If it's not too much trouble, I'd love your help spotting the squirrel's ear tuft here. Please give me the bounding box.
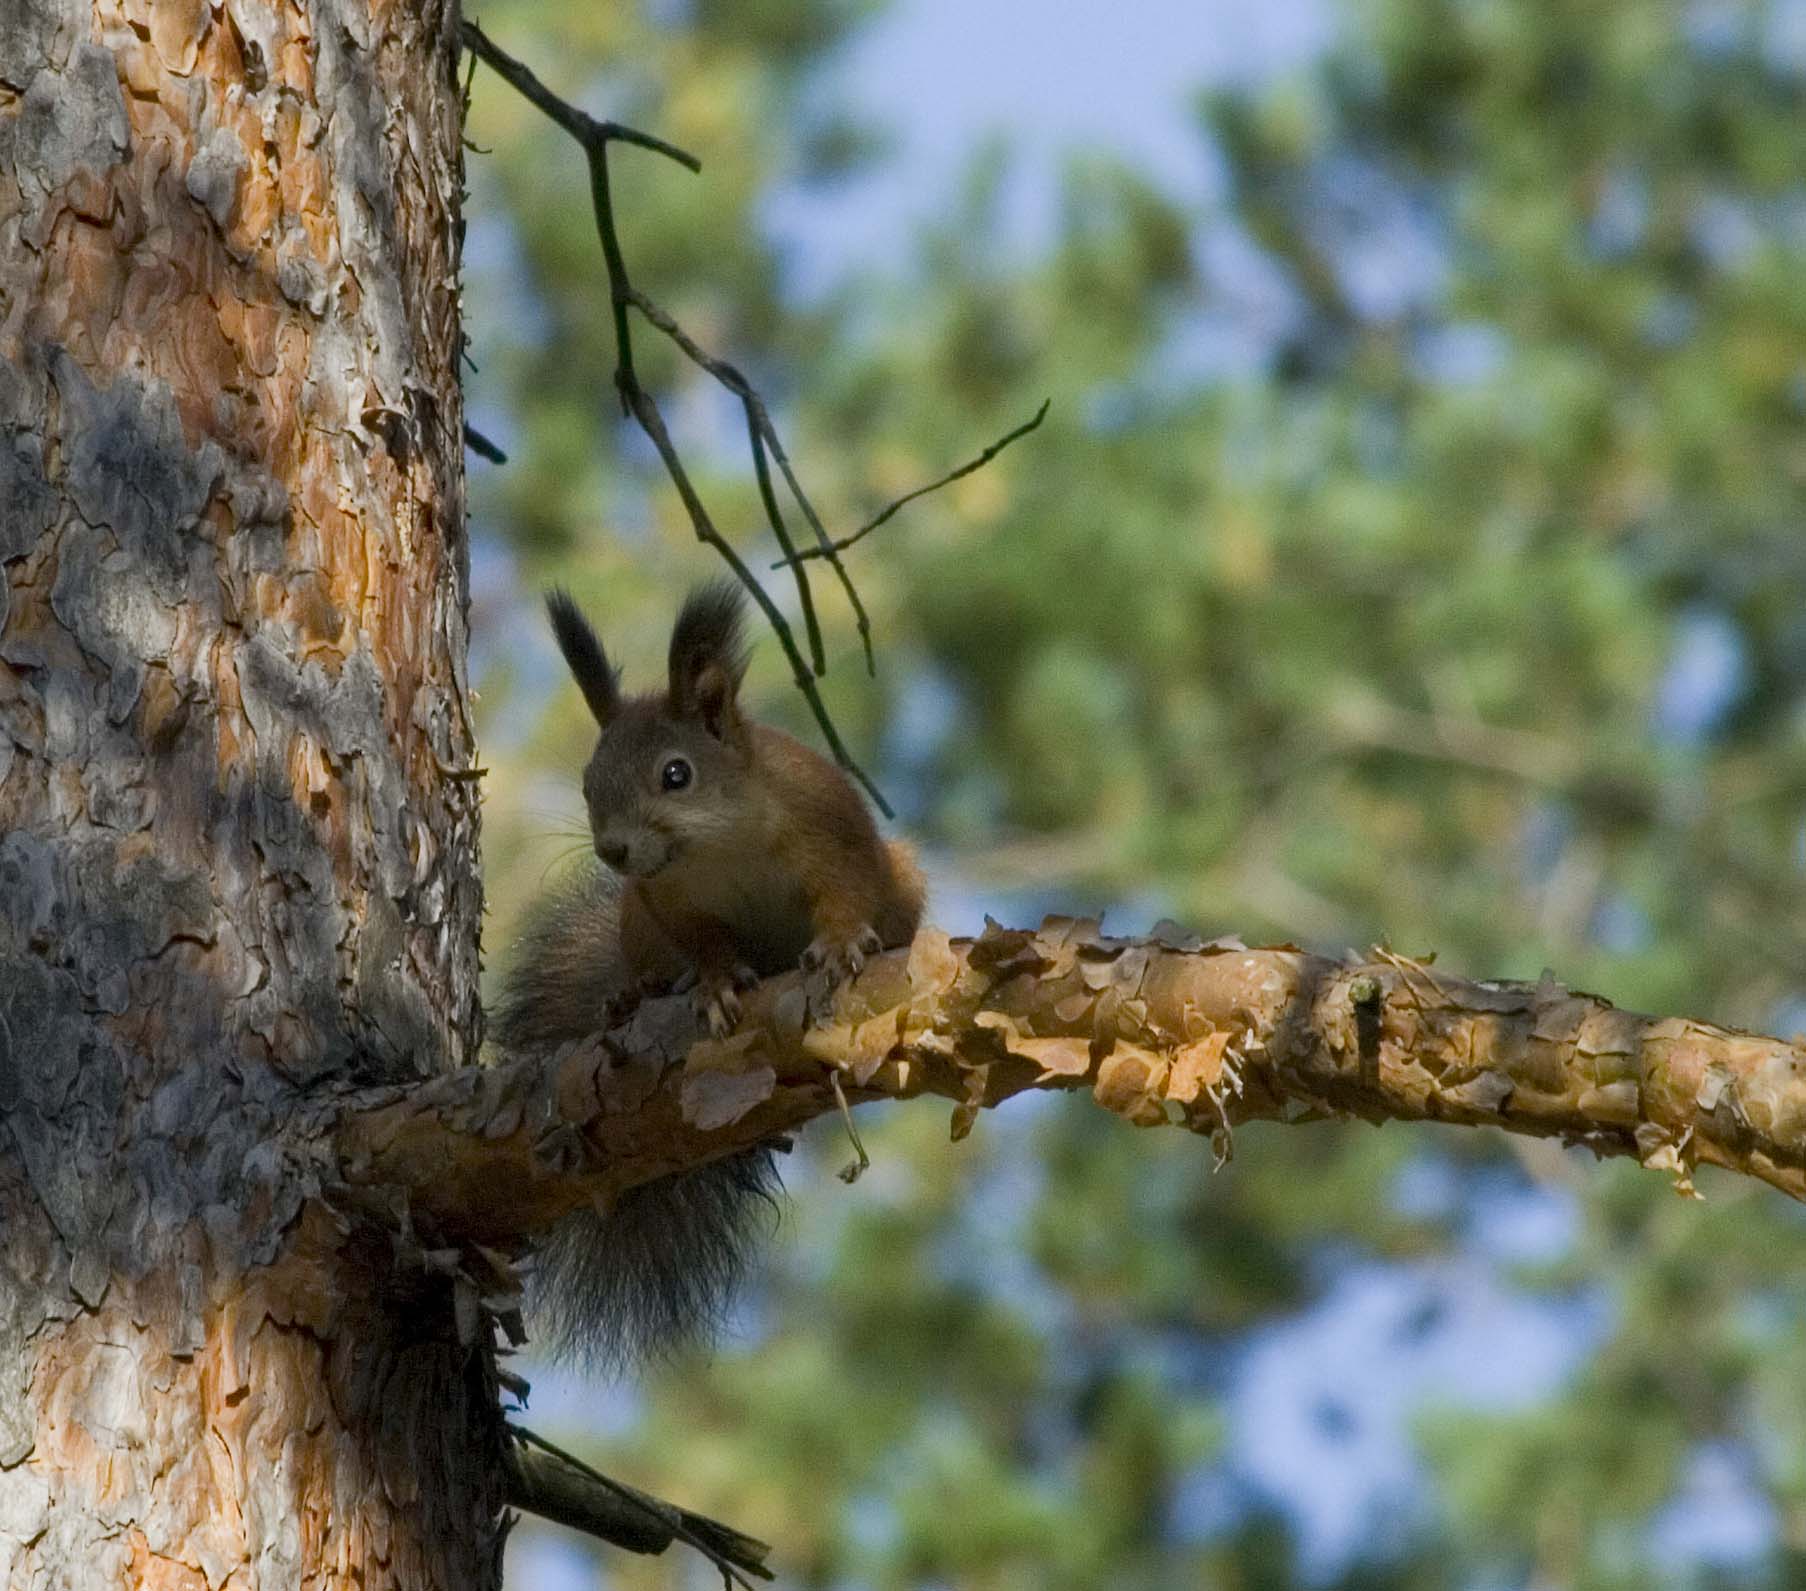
[668,579,750,740]
[546,588,621,727]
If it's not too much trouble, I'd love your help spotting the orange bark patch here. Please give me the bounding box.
[127,1532,209,1591]
[146,0,210,75]
[1167,1029,1230,1105]
[1094,1042,1170,1126]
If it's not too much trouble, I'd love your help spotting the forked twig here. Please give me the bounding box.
[462,18,894,811]
[620,284,869,673]
[461,22,701,173]
[777,398,1051,567]
[463,22,1047,811]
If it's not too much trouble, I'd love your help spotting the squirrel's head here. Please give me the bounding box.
[546,582,756,879]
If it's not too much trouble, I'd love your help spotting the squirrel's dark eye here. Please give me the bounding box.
[660,757,693,792]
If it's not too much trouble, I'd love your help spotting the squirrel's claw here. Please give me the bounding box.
[694,983,740,1038]
[800,925,884,1017]
[694,963,759,1038]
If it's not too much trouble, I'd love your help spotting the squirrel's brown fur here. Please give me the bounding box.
[492,583,924,1366]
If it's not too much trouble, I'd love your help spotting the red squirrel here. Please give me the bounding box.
[490,581,924,1364]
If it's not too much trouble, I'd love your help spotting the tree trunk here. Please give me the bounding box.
[0,0,498,1584]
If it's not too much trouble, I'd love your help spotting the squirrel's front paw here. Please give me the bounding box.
[800,925,884,1015]
[693,964,759,1038]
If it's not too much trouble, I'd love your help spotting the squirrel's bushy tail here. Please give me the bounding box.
[489,864,781,1368]
[530,1149,781,1370]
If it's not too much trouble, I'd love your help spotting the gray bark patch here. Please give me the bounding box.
[0,954,86,1115]
[185,125,246,232]
[0,435,54,563]
[0,0,81,91]
[4,1102,113,1277]
[49,524,184,726]
[0,356,55,601]
[354,893,440,1077]
[0,837,219,1015]
[233,631,448,1079]
[0,1468,50,1546]
[0,353,44,432]
[274,231,328,315]
[51,352,223,604]
[223,460,292,555]
[0,834,59,954]
[13,43,128,190]
[65,842,215,1014]
[311,3,418,394]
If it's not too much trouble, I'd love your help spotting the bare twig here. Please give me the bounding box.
[740,385,875,672]
[462,22,701,173]
[777,399,1052,567]
[616,286,874,672]
[829,1070,869,1184]
[461,18,895,810]
[506,1425,773,1585]
[614,358,895,812]
[746,403,823,674]
[463,424,507,464]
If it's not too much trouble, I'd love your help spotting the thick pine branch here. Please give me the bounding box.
[328,919,1806,1244]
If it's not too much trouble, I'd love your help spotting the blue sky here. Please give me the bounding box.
[765,0,1334,293]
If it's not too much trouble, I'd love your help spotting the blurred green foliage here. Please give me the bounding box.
[463,0,1806,1585]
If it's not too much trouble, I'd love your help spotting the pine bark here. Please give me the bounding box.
[0,0,498,1585]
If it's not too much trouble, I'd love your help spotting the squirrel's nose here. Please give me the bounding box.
[597,840,629,870]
